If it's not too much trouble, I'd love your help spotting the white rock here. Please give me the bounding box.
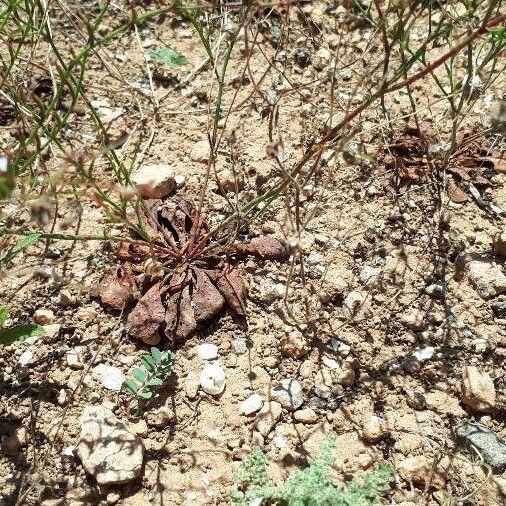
[66,350,83,369]
[359,266,381,287]
[255,401,282,435]
[313,47,331,70]
[271,379,304,410]
[322,355,340,369]
[62,445,76,456]
[240,394,264,415]
[197,343,219,360]
[258,282,285,304]
[232,338,248,355]
[412,346,435,362]
[190,139,211,163]
[19,350,33,366]
[468,259,506,299]
[200,363,226,395]
[273,435,287,448]
[92,364,125,391]
[76,405,144,484]
[131,164,175,199]
[342,291,370,318]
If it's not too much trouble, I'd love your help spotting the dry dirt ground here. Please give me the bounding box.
[1,1,506,505]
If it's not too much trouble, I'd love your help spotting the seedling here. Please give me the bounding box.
[123,346,175,400]
[0,306,45,345]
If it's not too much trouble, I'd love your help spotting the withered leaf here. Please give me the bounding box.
[233,236,289,260]
[125,281,166,345]
[207,266,247,316]
[165,283,197,342]
[447,178,469,204]
[192,268,225,322]
[91,265,136,311]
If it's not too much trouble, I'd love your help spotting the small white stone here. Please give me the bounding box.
[359,266,381,287]
[132,164,175,199]
[62,445,76,456]
[19,349,33,366]
[197,343,219,360]
[273,435,287,448]
[240,394,264,415]
[322,355,340,369]
[190,139,211,163]
[174,174,186,188]
[92,364,125,391]
[200,364,226,395]
[232,338,248,355]
[271,379,304,410]
[66,351,83,369]
[412,346,435,362]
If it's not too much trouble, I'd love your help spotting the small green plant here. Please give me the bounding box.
[123,347,175,400]
[0,232,40,271]
[230,437,393,506]
[0,306,45,345]
[149,47,187,68]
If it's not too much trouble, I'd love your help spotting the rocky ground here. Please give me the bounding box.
[1,1,506,505]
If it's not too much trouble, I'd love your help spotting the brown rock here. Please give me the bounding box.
[361,415,387,443]
[279,331,310,359]
[461,366,496,412]
[132,164,175,199]
[33,309,55,325]
[493,231,506,257]
[254,401,282,436]
[398,455,446,488]
[293,408,319,424]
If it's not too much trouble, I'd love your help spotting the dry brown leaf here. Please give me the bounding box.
[165,283,197,342]
[207,267,247,316]
[91,265,136,311]
[125,281,166,345]
[233,236,289,260]
[192,268,225,322]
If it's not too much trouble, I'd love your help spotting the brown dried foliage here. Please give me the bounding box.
[93,197,288,345]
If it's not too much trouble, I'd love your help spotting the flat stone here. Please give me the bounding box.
[76,406,144,485]
[293,408,318,424]
[398,455,446,488]
[197,343,219,360]
[240,394,264,416]
[271,379,304,410]
[461,365,496,412]
[254,401,282,436]
[468,259,506,299]
[455,421,506,471]
[190,139,211,163]
[132,164,175,199]
[92,364,125,391]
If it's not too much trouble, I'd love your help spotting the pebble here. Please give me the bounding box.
[33,308,54,325]
[313,47,331,70]
[461,365,496,412]
[240,394,264,415]
[128,419,148,437]
[293,47,311,67]
[76,405,144,484]
[337,368,356,386]
[200,363,226,395]
[321,355,340,369]
[18,349,34,366]
[66,350,84,369]
[57,290,74,306]
[258,282,285,304]
[397,455,445,488]
[34,264,53,279]
[467,259,506,299]
[492,299,506,318]
[412,346,435,362]
[359,266,381,287]
[254,401,282,436]
[190,139,211,163]
[197,343,219,360]
[455,421,506,471]
[401,309,425,331]
[361,415,387,443]
[145,406,174,429]
[293,408,318,424]
[271,379,304,410]
[425,282,445,299]
[232,338,248,355]
[279,332,309,359]
[132,164,176,199]
[342,291,369,318]
[92,364,125,391]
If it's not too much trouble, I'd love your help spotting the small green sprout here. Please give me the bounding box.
[123,347,175,401]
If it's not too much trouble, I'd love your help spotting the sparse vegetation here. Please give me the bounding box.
[230,438,393,506]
